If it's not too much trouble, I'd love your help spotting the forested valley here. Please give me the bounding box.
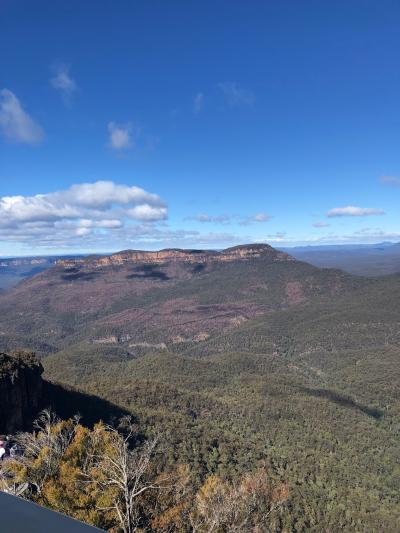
[0,245,399,531]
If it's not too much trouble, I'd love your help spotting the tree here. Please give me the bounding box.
[11,409,80,497]
[0,411,170,532]
[190,469,289,532]
[85,418,167,533]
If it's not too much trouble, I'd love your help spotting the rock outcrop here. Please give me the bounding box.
[0,351,43,434]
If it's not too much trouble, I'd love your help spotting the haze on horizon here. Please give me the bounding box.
[1,1,400,256]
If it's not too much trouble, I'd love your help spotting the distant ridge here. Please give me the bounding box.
[57,243,294,268]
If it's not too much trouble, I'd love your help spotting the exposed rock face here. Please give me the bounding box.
[0,352,43,434]
[220,244,293,262]
[57,244,294,269]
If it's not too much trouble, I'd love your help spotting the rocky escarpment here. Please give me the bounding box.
[57,243,294,269]
[0,352,43,434]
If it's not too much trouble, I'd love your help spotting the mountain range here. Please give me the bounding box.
[2,241,400,291]
[0,243,399,531]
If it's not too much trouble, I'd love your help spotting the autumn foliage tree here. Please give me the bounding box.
[0,411,289,532]
[189,470,289,532]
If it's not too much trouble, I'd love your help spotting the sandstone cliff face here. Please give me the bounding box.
[57,244,294,269]
[0,352,43,434]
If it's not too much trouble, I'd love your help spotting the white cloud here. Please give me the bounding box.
[217,82,255,106]
[313,221,330,228]
[126,205,167,221]
[380,175,400,187]
[0,218,247,253]
[50,65,77,103]
[0,89,44,144]
[75,226,91,237]
[327,206,385,217]
[0,181,168,248]
[193,92,204,114]
[75,218,123,237]
[108,122,132,150]
[77,218,123,229]
[60,181,163,210]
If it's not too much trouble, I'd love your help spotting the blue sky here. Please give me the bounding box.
[1,0,400,255]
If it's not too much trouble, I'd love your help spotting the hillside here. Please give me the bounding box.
[0,244,357,356]
[1,244,399,530]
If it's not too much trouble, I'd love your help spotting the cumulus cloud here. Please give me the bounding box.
[50,65,77,103]
[0,181,168,248]
[126,205,168,221]
[380,175,400,187]
[217,82,255,106]
[108,122,133,150]
[193,92,204,114]
[327,206,385,217]
[0,89,44,144]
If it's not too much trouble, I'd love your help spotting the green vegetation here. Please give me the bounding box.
[1,247,400,531]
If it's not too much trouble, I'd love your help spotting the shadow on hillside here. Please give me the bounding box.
[61,271,99,281]
[299,387,383,420]
[43,380,132,427]
[127,264,170,281]
[127,271,169,281]
[192,264,206,274]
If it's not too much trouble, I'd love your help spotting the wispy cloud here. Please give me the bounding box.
[50,64,78,104]
[108,122,133,150]
[253,213,271,222]
[0,89,44,145]
[186,214,231,224]
[307,228,400,245]
[185,212,272,225]
[264,231,287,241]
[239,213,273,225]
[313,221,330,228]
[380,175,400,187]
[327,206,385,217]
[217,82,255,106]
[193,92,204,114]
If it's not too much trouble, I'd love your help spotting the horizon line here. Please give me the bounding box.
[1,239,399,259]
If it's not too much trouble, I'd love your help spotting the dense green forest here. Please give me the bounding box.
[0,246,399,531]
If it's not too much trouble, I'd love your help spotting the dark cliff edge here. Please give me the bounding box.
[0,351,43,434]
[0,352,129,434]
